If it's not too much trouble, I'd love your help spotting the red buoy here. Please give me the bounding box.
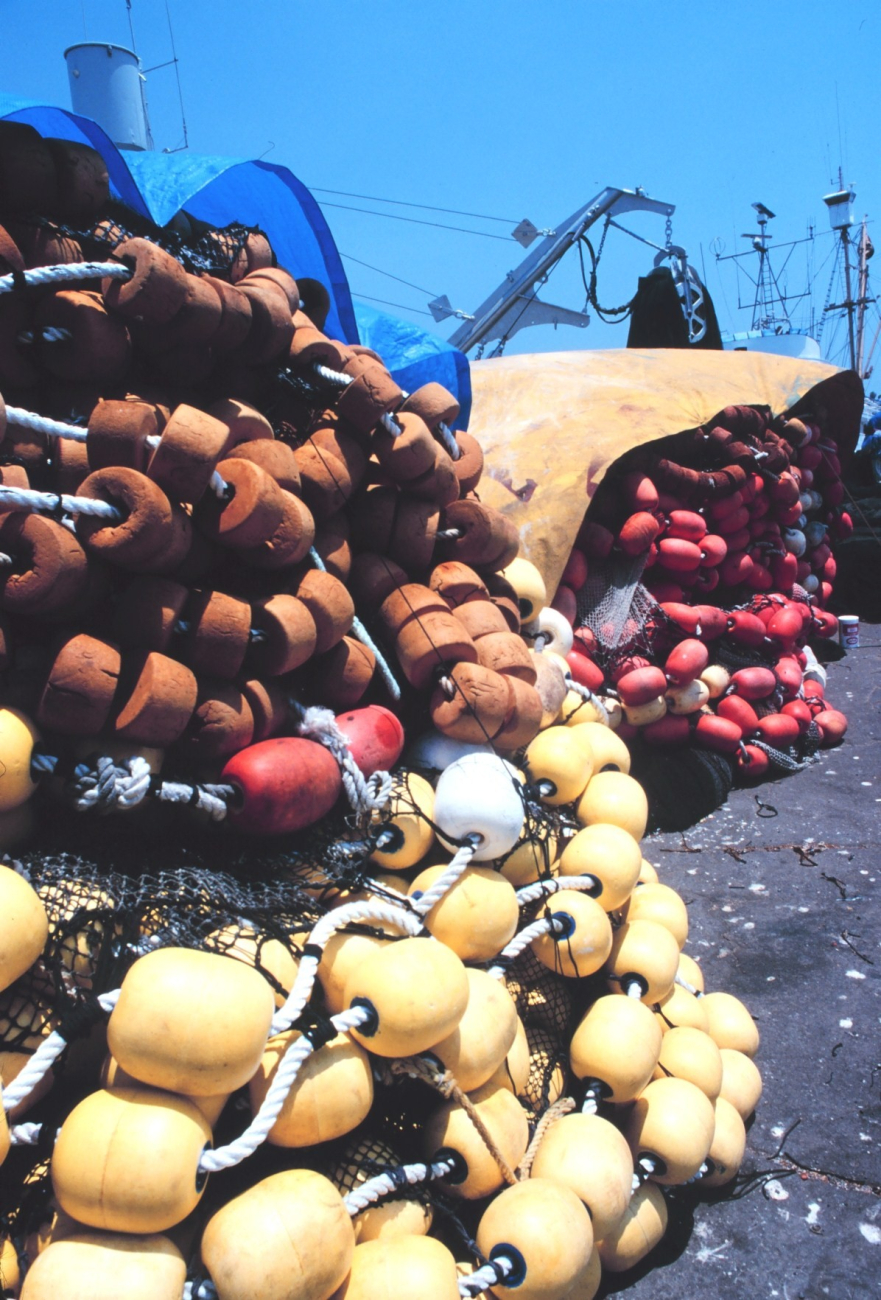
[731,667,777,700]
[336,704,405,776]
[694,714,742,754]
[222,737,342,835]
[665,639,709,686]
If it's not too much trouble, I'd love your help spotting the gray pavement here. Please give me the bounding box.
[607,629,881,1299]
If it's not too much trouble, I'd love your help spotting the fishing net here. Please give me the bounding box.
[575,552,665,666]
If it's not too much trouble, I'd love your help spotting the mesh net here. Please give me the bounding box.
[576,553,667,666]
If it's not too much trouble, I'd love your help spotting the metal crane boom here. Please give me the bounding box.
[448,186,675,354]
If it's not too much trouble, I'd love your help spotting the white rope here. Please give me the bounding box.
[312,361,352,388]
[9,1121,43,1145]
[486,914,564,979]
[343,1156,456,1216]
[199,1003,372,1172]
[459,1256,514,1297]
[71,755,153,812]
[183,1283,217,1300]
[435,419,462,460]
[379,411,401,437]
[4,405,89,442]
[0,261,130,296]
[293,703,393,816]
[270,897,421,1035]
[0,482,121,520]
[2,989,119,1113]
[567,681,611,725]
[17,325,73,345]
[674,971,702,997]
[154,780,233,821]
[409,838,478,917]
[308,547,401,699]
[514,874,600,907]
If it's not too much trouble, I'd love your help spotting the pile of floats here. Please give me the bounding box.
[0,119,847,1300]
[543,402,850,781]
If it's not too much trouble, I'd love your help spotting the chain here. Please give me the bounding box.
[665,213,674,252]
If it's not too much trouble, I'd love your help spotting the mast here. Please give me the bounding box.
[856,218,870,377]
[841,222,856,371]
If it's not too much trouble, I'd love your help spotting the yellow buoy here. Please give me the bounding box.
[499,828,560,887]
[718,1048,763,1119]
[423,1082,528,1200]
[623,1077,716,1185]
[100,1055,228,1127]
[701,991,760,1057]
[569,995,662,1103]
[624,695,667,726]
[596,1182,667,1273]
[531,890,613,979]
[558,823,641,911]
[576,771,647,840]
[249,1030,373,1147]
[475,1178,594,1300]
[530,1112,634,1240]
[345,937,469,1058]
[568,722,631,773]
[485,1015,530,1096]
[408,865,519,961]
[605,919,679,1004]
[0,708,40,812]
[703,1096,747,1187]
[499,558,547,623]
[700,663,731,699]
[0,864,49,993]
[638,857,659,884]
[652,1025,723,1099]
[18,1231,186,1300]
[331,1235,459,1300]
[369,771,435,870]
[654,984,709,1035]
[51,1088,212,1233]
[107,947,274,1095]
[624,883,689,949]
[677,951,704,992]
[0,1233,19,1295]
[204,925,299,1008]
[429,969,519,1092]
[524,728,593,805]
[201,1170,355,1300]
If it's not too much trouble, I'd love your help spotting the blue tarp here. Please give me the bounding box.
[0,94,470,416]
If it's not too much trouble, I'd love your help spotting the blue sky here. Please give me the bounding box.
[3,1,879,363]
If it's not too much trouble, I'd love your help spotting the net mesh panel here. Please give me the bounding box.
[575,553,664,666]
[21,206,260,279]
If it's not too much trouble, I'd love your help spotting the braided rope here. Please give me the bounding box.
[435,419,462,460]
[199,1003,372,1172]
[410,839,478,917]
[4,406,86,441]
[308,548,400,699]
[2,990,119,1112]
[517,1095,576,1178]
[567,681,611,725]
[0,481,121,520]
[750,739,816,773]
[0,262,129,296]
[343,1156,456,1216]
[71,755,153,812]
[9,1122,43,1145]
[270,897,422,1035]
[514,874,600,908]
[459,1256,514,1297]
[292,703,393,815]
[154,781,233,821]
[486,915,563,979]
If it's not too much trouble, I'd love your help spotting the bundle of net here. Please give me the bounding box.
[0,631,763,1299]
[0,122,764,1299]
[537,402,851,817]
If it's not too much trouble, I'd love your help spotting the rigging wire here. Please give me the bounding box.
[164,0,189,152]
[353,293,433,317]
[315,201,512,242]
[309,187,519,225]
[339,252,438,299]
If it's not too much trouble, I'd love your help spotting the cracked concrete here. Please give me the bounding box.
[603,629,881,1299]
